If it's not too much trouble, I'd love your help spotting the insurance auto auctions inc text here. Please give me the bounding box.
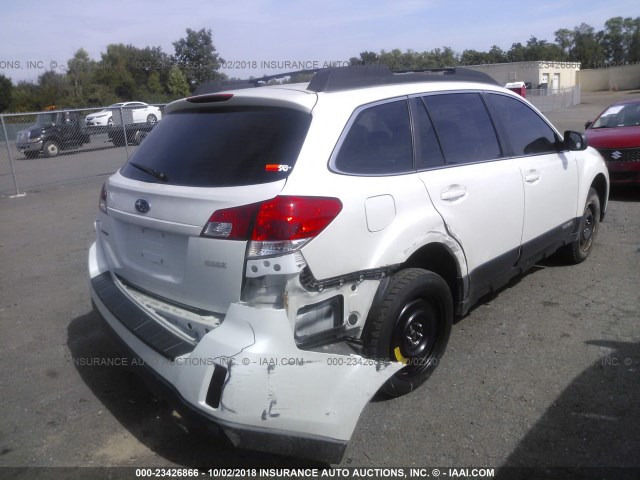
[194,467,496,479]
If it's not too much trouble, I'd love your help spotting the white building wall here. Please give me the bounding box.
[465,61,580,89]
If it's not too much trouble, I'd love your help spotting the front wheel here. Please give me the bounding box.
[561,187,601,264]
[146,114,157,125]
[363,268,453,397]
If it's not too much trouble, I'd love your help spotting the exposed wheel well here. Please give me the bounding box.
[44,137,61,145]
[404,243,462,309]
[591,174,608,221]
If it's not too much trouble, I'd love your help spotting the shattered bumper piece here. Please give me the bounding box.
[89,251,401,462]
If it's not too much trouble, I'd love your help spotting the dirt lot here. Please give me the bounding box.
[0,91,638,478]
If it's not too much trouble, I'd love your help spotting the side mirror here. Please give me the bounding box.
[563,130,588,151]
[584,120,592,129]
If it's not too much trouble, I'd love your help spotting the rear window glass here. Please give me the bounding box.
[333,99,413,175]
[120,107,311,187]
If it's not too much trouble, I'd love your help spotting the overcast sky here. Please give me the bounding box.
[0,0,637,83]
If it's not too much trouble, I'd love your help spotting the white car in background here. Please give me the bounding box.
[85,102,162,127]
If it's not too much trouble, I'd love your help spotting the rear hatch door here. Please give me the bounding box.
[101,102,312,313]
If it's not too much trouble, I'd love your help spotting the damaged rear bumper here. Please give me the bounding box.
[88,243,400,463]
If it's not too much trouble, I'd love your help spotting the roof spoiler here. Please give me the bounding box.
[193,69,322,95]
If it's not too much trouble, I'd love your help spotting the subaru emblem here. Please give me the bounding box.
[135,199,150,214]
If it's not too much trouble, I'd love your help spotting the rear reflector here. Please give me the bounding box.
[205,364,228,409]
[99,183,107,214]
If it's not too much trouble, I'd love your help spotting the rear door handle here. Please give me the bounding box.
[440,185,467,201]
[525,170,541,183]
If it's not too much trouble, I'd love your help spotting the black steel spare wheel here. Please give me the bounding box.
[363,268,453,397]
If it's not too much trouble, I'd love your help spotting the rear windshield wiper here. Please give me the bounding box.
[128,162,169,182]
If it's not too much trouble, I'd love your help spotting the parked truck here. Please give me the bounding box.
[16,110,90,158]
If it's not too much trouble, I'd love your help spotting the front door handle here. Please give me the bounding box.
[525,170,541,183]
[440,185,467,201]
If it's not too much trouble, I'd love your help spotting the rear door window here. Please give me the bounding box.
[422,93,502,165]
[410,97,445,170]
[120,107,311,187]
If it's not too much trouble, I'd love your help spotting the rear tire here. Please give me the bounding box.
[147,114,157,125]
[132,130,148,145]
[561,187,600,264]
[363,268,453,397]
[43,140,60,158]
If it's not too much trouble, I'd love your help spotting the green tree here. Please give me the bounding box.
[66,48,97,105]
[571,23,605,67]
[351,47,458,70]
[131,46,172,98]
[9,81,40,112]
[93,44,139,101]
[173,28,225,91]
[147,71,166,102]
[523,36,564,61]
[167,65,190,98]
[0,74,12,112]
[487,45,507,64]
[460,49,487,65]
[37,70,72,108]
[432,47,459,67]
[628,18,640,62]
[554,28,574,57]
[603,17,627,63]
[461,49,491,65]
[507,42,527,62]
[350,51,380,66]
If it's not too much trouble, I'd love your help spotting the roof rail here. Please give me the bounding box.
[193,66,499,96]
[193,69,322,95]
[307,66,499,92]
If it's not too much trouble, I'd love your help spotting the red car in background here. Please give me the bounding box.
[585,98,640,184]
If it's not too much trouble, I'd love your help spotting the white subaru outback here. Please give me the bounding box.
[89,67,609,462]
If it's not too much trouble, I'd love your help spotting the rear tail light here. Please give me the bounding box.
[99,184,107,214]
[202,196,342,257]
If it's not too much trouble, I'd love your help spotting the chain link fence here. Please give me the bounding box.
[0,104,165,196]
[527,85,581,113]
